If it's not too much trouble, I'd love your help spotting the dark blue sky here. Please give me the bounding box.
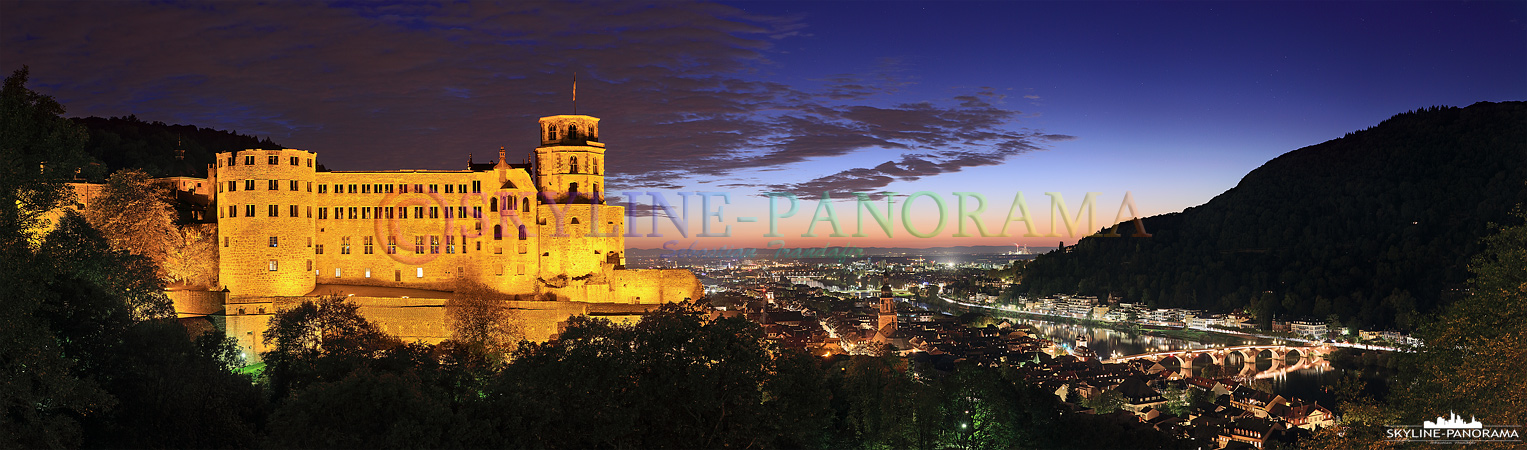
[3,0,1523,247]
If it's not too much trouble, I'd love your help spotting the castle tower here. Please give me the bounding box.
[878,284,897,333]
[535,115,605,205]
[533,115,625,301]
[215,149,318,297]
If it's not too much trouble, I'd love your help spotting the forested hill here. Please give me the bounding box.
[1019,101,1527,331]
[71,115,281,179]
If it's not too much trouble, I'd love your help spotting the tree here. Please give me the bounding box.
[0,65,93,251]
[83,169,178,279]
[164,222,219,287]
[0,67,103,447]
[261,295,401,399]
[446,279,523,360]
[1386,207,1527,449]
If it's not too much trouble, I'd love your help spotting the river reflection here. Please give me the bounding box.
[995,314,1390,410]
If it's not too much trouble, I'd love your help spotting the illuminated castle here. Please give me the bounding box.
[199,114,701,356]
[210,113,696,303]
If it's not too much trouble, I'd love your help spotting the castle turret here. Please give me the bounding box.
[215,149,318,297]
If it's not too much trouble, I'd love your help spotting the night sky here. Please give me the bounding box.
[4,1,1524,248]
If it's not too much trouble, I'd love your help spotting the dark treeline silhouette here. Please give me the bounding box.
[70,115,281,180]
[1017,101,1527,331]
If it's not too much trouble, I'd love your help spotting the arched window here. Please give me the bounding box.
[569,182,579,202]
[593,183,600,203]
[494,224,502,240]
[518,225,528,240]
[570,156,579,174]
[522,199,529,212]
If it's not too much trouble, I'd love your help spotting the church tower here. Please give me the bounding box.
[877,284,897,334]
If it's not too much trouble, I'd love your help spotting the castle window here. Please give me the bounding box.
[472,206,481,219]
[414,184,423,193]
[384,184,393,193]
[445,184,453,194]
[472,180,480,193]
[361,208,369,220]
[363,236,374,254]
[307,158,313,167]
[548,127,558,140]
[387,237,396,254]
[268,180,278,190]
[458,206,466,219]
[336,268,342,278]
[317,244,324,255]
[318,208,327,220]
[268,205,278,217]
[414,206,424,219]
[476,241,481,251]
[228,180,236,192]
[306,260,311,271]
[397,184,406,193]
[571,156,579,174]
[224,237,230,247]
[333,184,341,193]
[430,235,440,254]
[218,160,223,168]
[348,207,357,220]
[395,270,401,281]
[445,235,454,254]
[523,199,529,212]
[362,184,371,194]
[365,269,371,278]
[398,207,408,219]
[307,182,312,192]
[238,307,245,315]
[444,207,452,219]
[318,184,327,194]
[385,207,393,219]
[414,236,424,254]
[341,236,351,254]
[458,184,466,194]
[489,197,497,212]
[268,260,278,271]
[245,180,255,190]
[306,206,312,218]
[416,268,424,278]
[290,205,298,217]
[494,225,502,240]
[246,155,255,165]
[518,225,527,240]
[348,184,357,194]
[228,205,237,217]
[429,184,438,193]
[429,207,438,219]
[246,205,255,217]
[571,217,580,225]
[268,156,278,165]
[290,156,299,166]
[291,180,299,191]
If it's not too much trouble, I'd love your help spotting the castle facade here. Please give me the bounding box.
[209,114,698,305]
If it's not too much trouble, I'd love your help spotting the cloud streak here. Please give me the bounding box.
[1,0,1067,194]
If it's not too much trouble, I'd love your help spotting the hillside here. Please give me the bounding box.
[1018,101,1527,331]
[70,115,280,180]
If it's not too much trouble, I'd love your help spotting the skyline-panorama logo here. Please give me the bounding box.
[1386,412,1522,444]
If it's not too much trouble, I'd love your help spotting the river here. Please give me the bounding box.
[923,301,1393,411]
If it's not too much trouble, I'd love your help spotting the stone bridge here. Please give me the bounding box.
[1104,344,1333,376]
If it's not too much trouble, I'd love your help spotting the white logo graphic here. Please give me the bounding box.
[1425,412,1483,429]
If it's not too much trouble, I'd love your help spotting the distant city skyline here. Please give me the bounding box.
[3,0,1523,248]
